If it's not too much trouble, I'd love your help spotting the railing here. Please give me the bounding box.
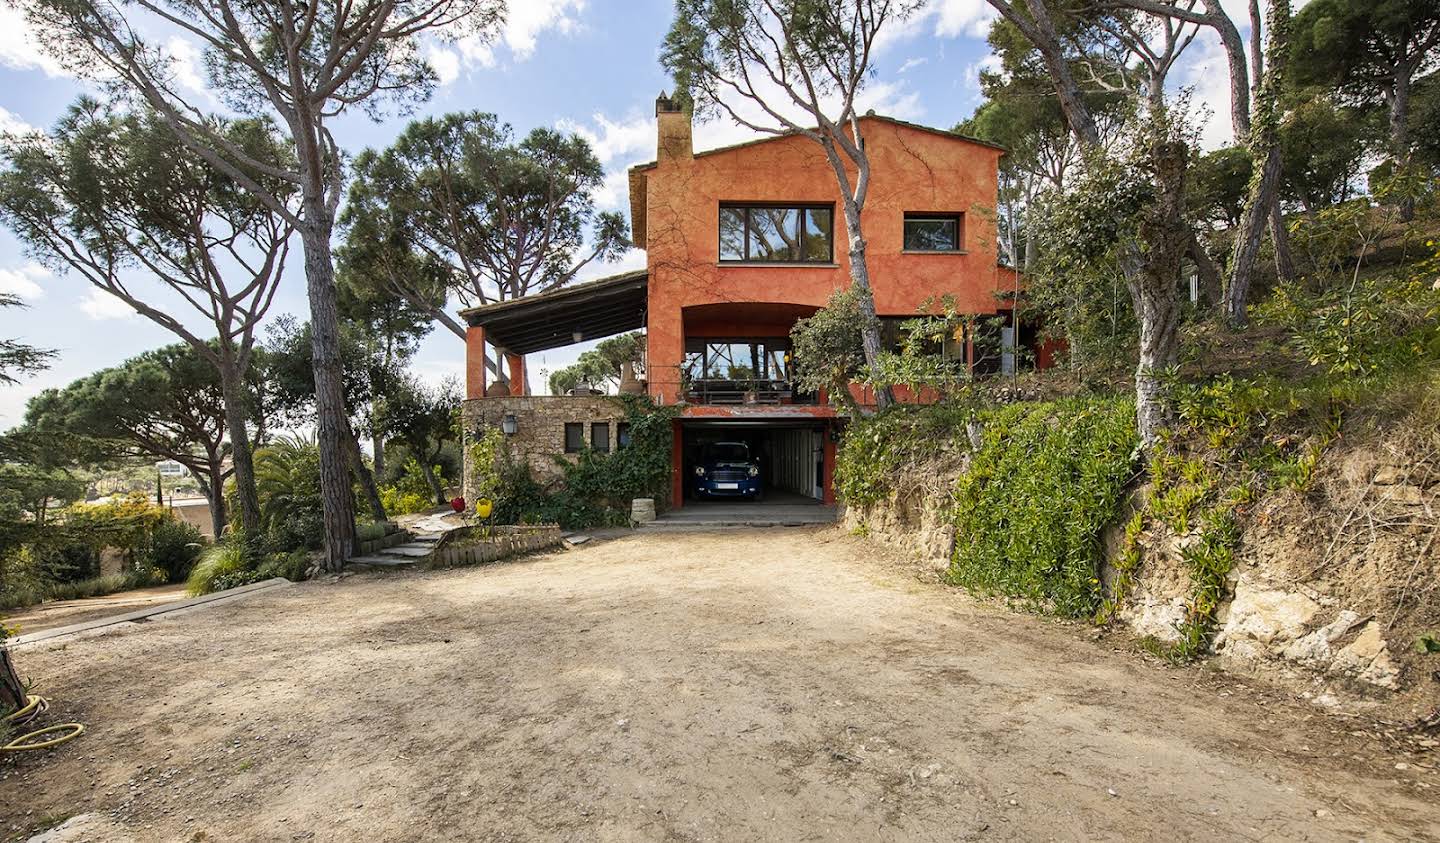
[684,378,818,405]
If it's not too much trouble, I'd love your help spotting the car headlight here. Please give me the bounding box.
[748,466,759,477]
[694,465,706,476]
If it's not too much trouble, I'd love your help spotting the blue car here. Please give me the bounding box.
[692,441,763,500]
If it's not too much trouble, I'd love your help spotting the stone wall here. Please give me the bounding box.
[461,396,630,502]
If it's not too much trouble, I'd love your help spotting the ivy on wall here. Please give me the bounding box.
[947,398,1139,618]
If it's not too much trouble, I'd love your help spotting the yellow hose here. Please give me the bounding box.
[2,695,86,753]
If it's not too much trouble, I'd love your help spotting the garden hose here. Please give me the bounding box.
[2,695,86,752]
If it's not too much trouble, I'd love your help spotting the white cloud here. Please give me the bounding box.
[0,262,50,300]
[165,36,212,101]
[557,111,656,210]
[502,0,585,60]
[427,46,462,85]
[430,0,586,83]
[0,106,36,137]
[78,288,138,321]
[930,0,998,38]
[0,5,70,78]
[897,56,929,74]
[559,112,655,165]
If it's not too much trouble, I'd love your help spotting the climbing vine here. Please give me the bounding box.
[946,397,1139,618]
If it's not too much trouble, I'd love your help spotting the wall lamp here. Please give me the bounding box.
[501,413,518,435]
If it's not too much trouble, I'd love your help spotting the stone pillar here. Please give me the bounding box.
[465,325,487,400]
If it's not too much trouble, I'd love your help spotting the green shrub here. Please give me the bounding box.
[379,486,431,516]
[146,518,205,583]
[947,397,1139,618]
[186,539,253,596]
[187,537,312,596]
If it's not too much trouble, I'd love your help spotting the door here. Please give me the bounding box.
[811,430,824,500]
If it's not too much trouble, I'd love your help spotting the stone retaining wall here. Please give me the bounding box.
[424,524,565,569]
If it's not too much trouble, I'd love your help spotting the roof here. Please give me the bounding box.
[627,114,1007,247]
[458,269,648,355]
[628,114,1007,174]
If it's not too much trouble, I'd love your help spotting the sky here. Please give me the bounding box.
[0,0,1255,431]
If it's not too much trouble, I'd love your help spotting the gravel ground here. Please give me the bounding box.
[2,528,1437,841]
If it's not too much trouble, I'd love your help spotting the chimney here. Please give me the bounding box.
[655,91,692,162]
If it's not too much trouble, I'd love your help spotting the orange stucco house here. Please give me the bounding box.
[461,96,1037,509]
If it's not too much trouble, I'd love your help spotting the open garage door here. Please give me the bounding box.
[680,420,830,505]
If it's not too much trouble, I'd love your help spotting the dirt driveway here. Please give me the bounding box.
[2,529,1437,841]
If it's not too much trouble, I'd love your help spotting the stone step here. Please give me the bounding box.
[409,534,442,543]
[347,555,420,567]
[386,545,436,557]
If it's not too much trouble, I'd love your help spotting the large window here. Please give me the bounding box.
[903,212,963,252]
[719,204,833,263]
[683,339,791,382]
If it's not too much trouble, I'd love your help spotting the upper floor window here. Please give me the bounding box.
[720,204,833,263]
[903,212,963,252]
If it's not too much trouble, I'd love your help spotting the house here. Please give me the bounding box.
[460,96,1046,509]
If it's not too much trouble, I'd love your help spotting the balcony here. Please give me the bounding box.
[684,378,818,405]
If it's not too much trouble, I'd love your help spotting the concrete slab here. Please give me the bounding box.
[385,545,436,557]
[649,503,838,527]
[9,578,291,647]
[347,555,420,567]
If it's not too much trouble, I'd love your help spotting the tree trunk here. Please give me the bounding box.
[1133,140,1190,447]
[0,649,26,713]
[1188,228,1224,307]
[1391,65,1415,222]
[298,197,356,570]
[371,428,386,482]
[418,457,447,507]
[204,456,228,538]
[1269,196,1296,282]
[1224,0,1290,326]
[217,356,261,536]
[344,417,387,523]
[837,197,894,409]
[1225,145,1283,326]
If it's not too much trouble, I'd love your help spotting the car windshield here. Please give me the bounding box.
[707,443,750,462]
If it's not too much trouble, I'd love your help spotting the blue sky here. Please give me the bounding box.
[0,0,1246,431]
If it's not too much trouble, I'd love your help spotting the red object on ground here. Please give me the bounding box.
[450,496,466,513]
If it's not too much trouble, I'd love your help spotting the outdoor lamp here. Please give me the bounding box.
[501,413,518,435]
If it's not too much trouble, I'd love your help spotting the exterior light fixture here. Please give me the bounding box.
[501,413,518,435]
[572,331,583,343]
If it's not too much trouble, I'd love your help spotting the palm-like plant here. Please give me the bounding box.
[252,434,323,537]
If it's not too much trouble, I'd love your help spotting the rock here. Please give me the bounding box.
[1334,623,1402,689]
[1216,581,1321,648]
[1372,467,1403,485]
[1282,610,1366,665]
[1386,485,1426,506]
[27,815,137,843]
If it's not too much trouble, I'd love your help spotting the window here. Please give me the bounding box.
[684,338,792,381]
[719,204,833,263]
[564,422,584,453]
[617,422,631,449]
[591,422,610,453]
[903,213,962,252]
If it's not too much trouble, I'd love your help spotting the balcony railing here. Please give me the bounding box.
[684,378,817,405]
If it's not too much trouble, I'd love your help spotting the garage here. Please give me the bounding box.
[676,416,836,510]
